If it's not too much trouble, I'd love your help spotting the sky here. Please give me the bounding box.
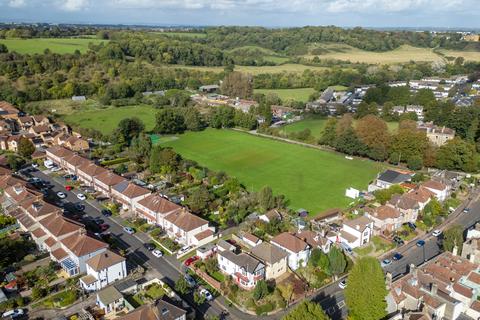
[0,0,479,28]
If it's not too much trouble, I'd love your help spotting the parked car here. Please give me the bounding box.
[184,274,196,288]
[123,227,135,234]
[144,242,155,251]
[2,309,24,318]
[31,163,39,168]
[65,185,73,191]
[51,166,61,172]
[463,208,471,213]
[76,193,86,201]
[432,230,442,237]
[381,259,392,267]
[200,288,213,301]
[184,256,199,267]
[152,249,163,258]
[392,253,403,261]
[178,245,192,255]
[406,222,417,230]
[93,217,104,225]
[101,209,112,217]
[74,203,85,211]
[56,192,66,199]
[63,174,73,180]
[416,240,426,247]
[338,280,347,289]
[44,160,54,168]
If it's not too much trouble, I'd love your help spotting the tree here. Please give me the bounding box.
[253,280,269,300]
[129,133,152,164]
[390,123,428,164]
[436,138,477,172]
[345,257,387,320]
[221,72,253,99]
[282,301,329,320]
[154,109,186,134]
[116,117,145,145]
[186,185,212,213]
[258,186,275,211]
[17,137,35,158]
[319,118,337,146]
[277,283,294,307]
[174,278,190,295]
[194,291,206,305]
[355,115,390,160]
[183,108,203,131]
[356,102,378,119]
[327,246,346,277]
[6,155,24,171]
[149,146,180,174]
[443,225,464,254]
[335,127,368,156]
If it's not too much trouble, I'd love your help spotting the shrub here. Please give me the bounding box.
[23,254,36,262]
[101,157,129,166]
[255,302,275,315]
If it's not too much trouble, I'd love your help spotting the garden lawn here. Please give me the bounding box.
[0,38,107,54]
[254,88,316,102]
[63,105,158,134]
[162,129,382,214]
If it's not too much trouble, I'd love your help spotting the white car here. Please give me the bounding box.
[76,193,86,201]
[50,166,61,172]
[31,163,39,168]
[123,227,135,234]
[178,245,192,255]
[43,160,54,168]
[432,230,442,237]
[56,192,67,199]
[152,249,163,258]
[338,280,347,289]
[2,309,24,318]
[200,288,213,301]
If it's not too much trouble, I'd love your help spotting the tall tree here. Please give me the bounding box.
[436,138,477,172]
[355,115,390,160]
[129,133,152,164]
[390,122,428,164]
[345,257,387,320]
[282,301,329,320]
[319,118,337,146]
[17,137,35,158]
[116,117,145,145]
[443,225,464,254]
[221,72,253,99]
[258,186,275,211]
[149,146,180,174]
[327,246,346,277]
[155,109,186,134]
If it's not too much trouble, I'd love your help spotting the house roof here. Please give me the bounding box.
[44,237,57,248]
[80,274,97,286]
[389,193,419,210]
[46,146,74,159]
[217,239,235,251]
[219,250,264,273]
[378,170,412,184]
[453,283,473,298]
[406,187,434,204]
[251,242,288,265]
[86,249,125,272]
[113,181,150,199]
[61,232,108,257]
[39,214,83,237]
[373,205,401,220]
[343,216,373,232]
[95,171,126,187]
[118,305,157,320]
[64,154,89,167]
[78,162,107,177]
[22,200,60,218]
[313,208,342,221]
[154,298,187,320]
[294,230,328,248]
[243,232,261,244]
[31,228,46,238]
[137,194,181,214]
[271,232,309,253]
[164,210,208,232]
[51,247,68,261]
[31,125,50,134]
[194,229,214,241]
[97,286,123,305]
[422,180,447,191]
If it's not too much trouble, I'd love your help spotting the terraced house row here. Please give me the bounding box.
[0,169,127,293]
[45,146,215,248]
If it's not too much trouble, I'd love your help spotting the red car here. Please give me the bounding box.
[65,185,73,191]
[184,256,199,267]
[99,223,110,232]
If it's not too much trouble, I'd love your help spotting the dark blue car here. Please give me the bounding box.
[392,253,403,261]
[416,240,426,247]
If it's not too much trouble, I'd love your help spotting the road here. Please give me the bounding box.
[383,195,480,278]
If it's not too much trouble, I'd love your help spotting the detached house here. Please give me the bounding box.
[118,298,187,320]
[111,181,150,212]
[80,249,127,292]
[369,169,412,192]
[217,250,265,290]
[365,205,403,234]
[271,232,311,270]
[329,216,373,249]
[251,242,288,280]
[422,180,450,202]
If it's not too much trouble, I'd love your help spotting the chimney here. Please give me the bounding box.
[452,245,458,256]
[430,282,438,295]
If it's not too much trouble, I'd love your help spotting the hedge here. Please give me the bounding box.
[101,158,129,166]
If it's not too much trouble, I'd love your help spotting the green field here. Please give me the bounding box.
[281,118,399,139]
[161,129,382,214]
[254,88,316,102]
[63,105,157,134]
[0,38,107,54]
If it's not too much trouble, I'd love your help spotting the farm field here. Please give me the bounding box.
[0,38,107,54]
[281,117,399,139]
[161,129,382,214]
[63,105,157,134]
[254,88,316,102]
[304,44,480,64]
[166,63,330,74]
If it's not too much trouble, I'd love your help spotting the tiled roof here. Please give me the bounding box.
[78,162,107,177]
[22,200,60,218]
[343,215,373,231]
[271,232,309,253]
[194,229,214,241]
[251,242,288,264]
[373,205,401,220]
[164,210,208,232]
[453,283,473,298]
[61,233,108,257]
[64,154,89,167]
[407,187,434,204]
[243,232,261,244]
[39,214,83,237]
[422,180,447,191]
[31,228,46,238]
[113,181,150,199]
[51,247,68,261]
[80,274,97,286]
[86,249,125,271]
[137,194,181,214]
[44,237,57,248]
[467,272,480,285]
[46,146,74,158]
[94,171,126,187]
[219,250,264,273]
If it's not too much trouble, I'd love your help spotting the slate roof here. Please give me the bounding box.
[378,170,412,184]
[218,250,264,273]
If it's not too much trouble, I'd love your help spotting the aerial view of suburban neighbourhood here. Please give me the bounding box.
[0,1,480,320]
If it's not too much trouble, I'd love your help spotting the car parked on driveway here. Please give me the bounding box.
[381,259,392,267]
[184,274,196,288]
[338,279,347,289]
[101,209,112,217]
[65,185,73,191]
[184,256,199,267]
[144,242,155,251]
[2,309,24,318]
[200,288,213,301]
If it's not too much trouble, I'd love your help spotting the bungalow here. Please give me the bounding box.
[251,242,288,280]
[369,169,412,192]
[328,215,374,249]
[117,298,187,320]
[271,232,310,270]
[93,171,126,196]
[162,210,213,247]
[134,193,182,225]
[111,181,150,212]
[217,250,265,290]
[421,180,450,202]
[80,249,127,292]
[365,205,403,234]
